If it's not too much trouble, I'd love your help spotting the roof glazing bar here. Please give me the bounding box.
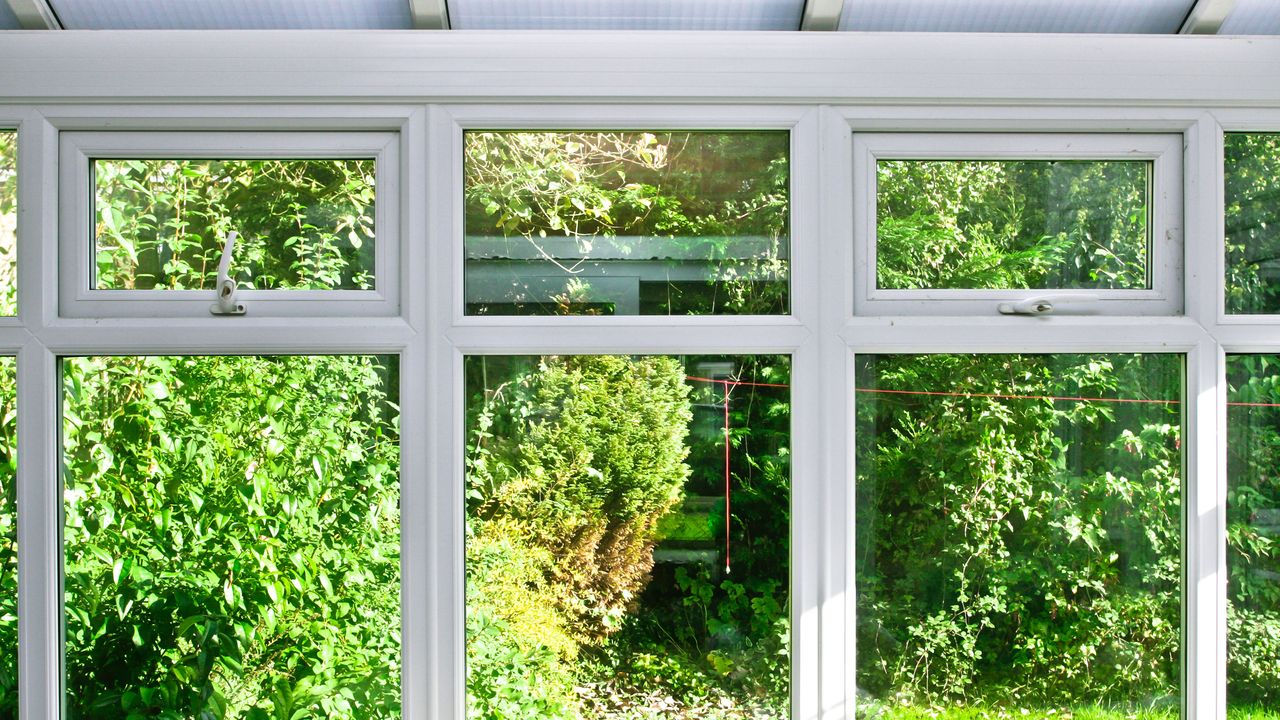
[1179,0,1237,33]
[409,0,449,29]
[5,0,61,29]
[801,0,844,30]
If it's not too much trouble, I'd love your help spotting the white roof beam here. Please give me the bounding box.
[801,0,844,31]
[1179,0,1237,34]
[408,0,449,29]
[5,0,61,29]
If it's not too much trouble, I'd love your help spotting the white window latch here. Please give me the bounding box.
[209,231,246,316]
[997,294,1099,316]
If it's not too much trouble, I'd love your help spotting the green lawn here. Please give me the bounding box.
[860,705,1279,720]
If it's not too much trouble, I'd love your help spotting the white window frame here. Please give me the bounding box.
[1209,111,1280,325]
[58,128,403,318]
[853,132,1184,316]
[0,30,1274,720]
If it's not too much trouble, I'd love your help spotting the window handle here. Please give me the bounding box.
[209,231,246,316]
[997,294,1099,316]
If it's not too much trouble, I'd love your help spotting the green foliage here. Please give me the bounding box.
[0,131,15,315]
[0,359,15,715]
[62,354,400,718]
[876,159,1148,290]
[467,355,691,640]
[1225,134,1280,313]
[856,354,1182,710]
[1225,354,1280,707]
[463,131,789,315]
[465,355,694,713]
[94,158,376,292]
[465,354,792,719]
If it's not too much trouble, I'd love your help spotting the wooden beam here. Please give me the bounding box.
[408,0,449,30]
[5,0,61,29]
[800,0,844,31]
[1179,0,1237,34]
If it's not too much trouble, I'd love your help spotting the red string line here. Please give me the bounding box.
[684,373,1280,575]
[723,387,732,575]
[684,375,1280,408]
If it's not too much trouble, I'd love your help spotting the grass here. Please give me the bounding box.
[860,705,1280,720]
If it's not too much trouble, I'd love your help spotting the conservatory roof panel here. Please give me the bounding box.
[0,3,19,29]
[1219,0,1280,35]
[48,0,414,29]
[837,0,1195,33]
[448,0,806,30]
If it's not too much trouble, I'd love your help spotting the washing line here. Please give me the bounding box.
[682,372,1280,575]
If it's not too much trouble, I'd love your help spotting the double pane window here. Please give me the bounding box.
[854,134,1182,315]
[855,353,1183,716]
[463,131,790,316]
[464,354,791,718]
[62,355,401,718]
[1225,133,1280,315]
[59,132,401,318]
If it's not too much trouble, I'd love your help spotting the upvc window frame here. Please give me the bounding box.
[57,124,407,319]
[1207,109,1280,325]
[852,131,1184,316]
[0,30,1274,720]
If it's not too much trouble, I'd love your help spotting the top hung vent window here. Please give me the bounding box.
[93,157,375,292]
[1225,132,1280,315]
[854,133,1183,316]
[463,130,791,316]
[59,131,401,318]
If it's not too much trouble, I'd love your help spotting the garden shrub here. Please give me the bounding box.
[856,354,1182,710]
[95,158,375,292]
[62,354,400,718]
[467,354,692,648]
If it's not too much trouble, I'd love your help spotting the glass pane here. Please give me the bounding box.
[1226,355,1280,714]
[93,158,376,291]
[63,355,400,718]
[465,355,790,717]
[1225,133,1280,314]
[856,353,1182,717]
[464,131,790,315]
[0,358,14,713]
[0,131,16,315]
[876,159,1151,290]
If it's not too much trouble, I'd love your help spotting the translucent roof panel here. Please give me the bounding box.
[0,3,20,30]
[1220,0,1280,35]
[450,0,805,30]
[839,0,1195,33]
[49,0,413,29]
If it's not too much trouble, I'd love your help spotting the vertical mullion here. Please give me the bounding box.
[1184,113,1227,720]
[16,110,61,720]
[816,105,856,720]
[1185,340,1226,720]
[15,344,58,720]
[788,107,824,720]
[424,104,465,720]
[399,108,429,720]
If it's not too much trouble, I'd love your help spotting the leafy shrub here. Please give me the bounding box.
[0,359,14,715]
[467,355,692,647]
[95,158,375,291]
[856,354,1182,709]
[62,355,400,718]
